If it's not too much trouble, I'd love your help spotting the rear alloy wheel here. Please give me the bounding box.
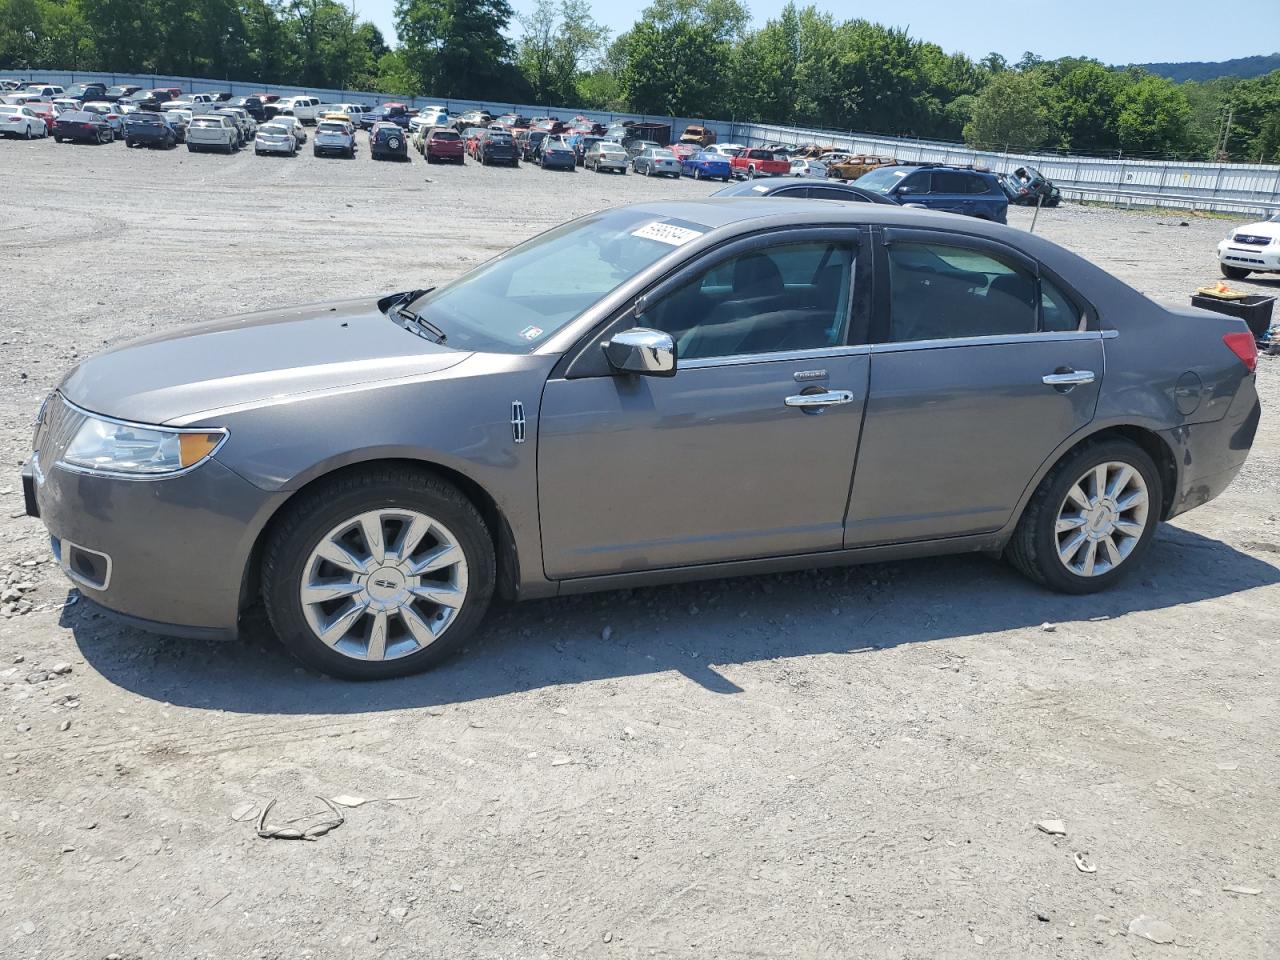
[1006,439,1161,594]
[694,167,702,180]
[1220,264,1251,280]
[24,125,32,140]
[263,469,495,680]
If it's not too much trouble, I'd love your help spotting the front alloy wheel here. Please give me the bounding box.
[263,469,495,679]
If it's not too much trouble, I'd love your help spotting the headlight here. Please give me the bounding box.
[60,412,226,477]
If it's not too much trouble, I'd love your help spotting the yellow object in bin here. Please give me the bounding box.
[1196,281,1248,300]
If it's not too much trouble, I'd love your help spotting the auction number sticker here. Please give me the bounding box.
[519,325,544,341]
[632,222,704,247]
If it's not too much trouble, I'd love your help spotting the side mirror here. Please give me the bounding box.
[895,185,914,196]
[604,328,677,377]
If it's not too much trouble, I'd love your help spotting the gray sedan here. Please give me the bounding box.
[633,145,681,178]
[24,201,1260,680]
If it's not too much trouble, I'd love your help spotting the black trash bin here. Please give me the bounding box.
[1191,293,1276,341]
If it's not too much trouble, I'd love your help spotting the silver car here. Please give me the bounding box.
[313,120,355,158]
[24,201,1260,680]
[634,146,681,178]
[585,140,629,174]
[254,122,297,156]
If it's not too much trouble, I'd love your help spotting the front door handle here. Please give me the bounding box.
[784,389,856,411]
[1042,369,1095,388]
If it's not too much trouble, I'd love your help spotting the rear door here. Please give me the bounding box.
[846,227,1102,546]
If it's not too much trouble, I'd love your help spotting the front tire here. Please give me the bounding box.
[262,468,496,680]
[1220,264,1251,280]
[1006,439,1161,594]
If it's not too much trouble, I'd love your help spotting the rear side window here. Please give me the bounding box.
[809,186,870,202]
[966,174,993,194]
[932,171,968,193]
[887,242,1037,341]
[1041,277,1083,332]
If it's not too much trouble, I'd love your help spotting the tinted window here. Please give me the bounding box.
[645,242,855,360]
[900,171,932,193]
[932,171,968,193]
[809,186,870,203]
[888,243,1037,341]
[965,174,992,194]
[1041,277,1083,332]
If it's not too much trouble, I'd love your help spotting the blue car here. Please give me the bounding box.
[853,163,1008,223]
[681,149,732,182]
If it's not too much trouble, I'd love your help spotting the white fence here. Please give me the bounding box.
[7,69,1280,214]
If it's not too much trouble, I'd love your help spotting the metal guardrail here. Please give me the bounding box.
[1058,185,1280,216]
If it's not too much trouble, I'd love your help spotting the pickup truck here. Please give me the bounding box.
[161,93,218,114]
[269,96,329,124]
[731,147,790,179]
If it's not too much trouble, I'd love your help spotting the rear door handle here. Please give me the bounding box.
[1042,369,1095,387]
[785,389,856,410]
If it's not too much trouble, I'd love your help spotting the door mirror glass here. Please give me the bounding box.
[894,185,914,195]
[604,328,677,377]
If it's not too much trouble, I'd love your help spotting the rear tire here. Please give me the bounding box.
[1220,264,1251,280]
[262,467,496,680]
[1006,438,1161,594]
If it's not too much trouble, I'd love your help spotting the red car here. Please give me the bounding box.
[461,127,486,157]
[424,127,464,163]
[670,142,700,161]
[730,147,790,180]
[24,101,56,136]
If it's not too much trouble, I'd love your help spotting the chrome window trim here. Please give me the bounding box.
[680,344,872,370]
[869,329,1112,354]
[52,394,228,482]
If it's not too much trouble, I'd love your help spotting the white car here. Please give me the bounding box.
[1219,212,1280,280]
[254,122,298,156]
[0,105,46,139]
[703,143,745,159]
[186,114,238,153]
[161,94,217,115]
[81,101,126,135]
[789,157,827,178]
[23,84,64,100]
[271,115,307,144]
[272,96,327,124]
[2,93,41,106]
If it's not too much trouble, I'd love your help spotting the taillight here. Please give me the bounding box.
[1223,332,1258,372]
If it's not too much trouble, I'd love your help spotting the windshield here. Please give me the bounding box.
[405,208,707,353]
[855,166,911,193]
[317,123,347,133]
[260,125,289,136]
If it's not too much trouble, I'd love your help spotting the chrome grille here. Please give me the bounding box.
[33,393,86,464]
[1233,233,1270,246]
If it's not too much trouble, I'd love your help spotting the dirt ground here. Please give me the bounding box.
[1,134,1278,960]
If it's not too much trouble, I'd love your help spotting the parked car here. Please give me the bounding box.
[367,103,411,129]
[454,109,493,131]
[271,96,326,124]
[714,178,899,204]
[584,139,629,174]
[824,154,897,180]
[1218,212,1280,280]
[164,109,192,142]
[80,101,126,136]
[539,136,577,171]
[185,114,238,153]
[271,115,307,145]
[790,157,827,178]
[313,119,356,158]
[422,127,464,163]
[161,94,218,115]
[123,111,178,148]
[0,105,46,139]
[679,124,717,147]
[124,89,177,110]
[20,102,56,137]
[53,110,113,143]
[681,149,732,181]
[633,145,681,178]
[626,139,661,159]
[212,107,255,145]
[702,143,744,160]
[731,148,790,179]
[516,129,548,162]
[854,164,1009,223]
[461,127,486,158]
[370,121,408,161]
[566,133,601,164]
[1005,165,1061,206]
[476,128,519,166]
[63,82,107,103]
[103,84,143,103]
[412,106,450,131]
[227,96,267,122]
[23,84,65,100]
[24,201,1260,680]
[254,122,298,157]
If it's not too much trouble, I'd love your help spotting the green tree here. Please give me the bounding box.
[728,2,800,122]
[395,0,522,99]
[517,0,608,107]
[618,0,747,116]
[1041,59,1122,152]
[1114,72,1192,155]
[963,70,1050,149]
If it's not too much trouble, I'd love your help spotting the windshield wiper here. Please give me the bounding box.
[390,288,446,344]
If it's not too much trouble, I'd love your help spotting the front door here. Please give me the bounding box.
[846,229,1103,546]
[539,233,869,580]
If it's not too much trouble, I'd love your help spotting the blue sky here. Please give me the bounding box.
[356,0,1277,64]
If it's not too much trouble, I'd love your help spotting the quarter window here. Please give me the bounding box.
[887,242,1037,341]
[1041,277,1083,332]
[644,242,856,360]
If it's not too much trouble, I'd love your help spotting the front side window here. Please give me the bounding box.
[888,242,1038,341]
[644,241,856,360]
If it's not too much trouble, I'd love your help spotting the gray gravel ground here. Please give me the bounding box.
[1,132,1278,959]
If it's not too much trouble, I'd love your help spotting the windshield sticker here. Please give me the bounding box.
[631,222,704,247]
[519,325,544,341]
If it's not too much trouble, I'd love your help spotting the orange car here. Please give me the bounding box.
[825,154,899,180]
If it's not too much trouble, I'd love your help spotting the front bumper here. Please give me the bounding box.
[26,450,282,637]
[1218,242,1280,272]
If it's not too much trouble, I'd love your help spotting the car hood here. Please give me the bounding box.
[59,297,469,426]
[1228,221,1280,240]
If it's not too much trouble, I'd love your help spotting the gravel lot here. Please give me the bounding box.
[2,132,1278,959]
